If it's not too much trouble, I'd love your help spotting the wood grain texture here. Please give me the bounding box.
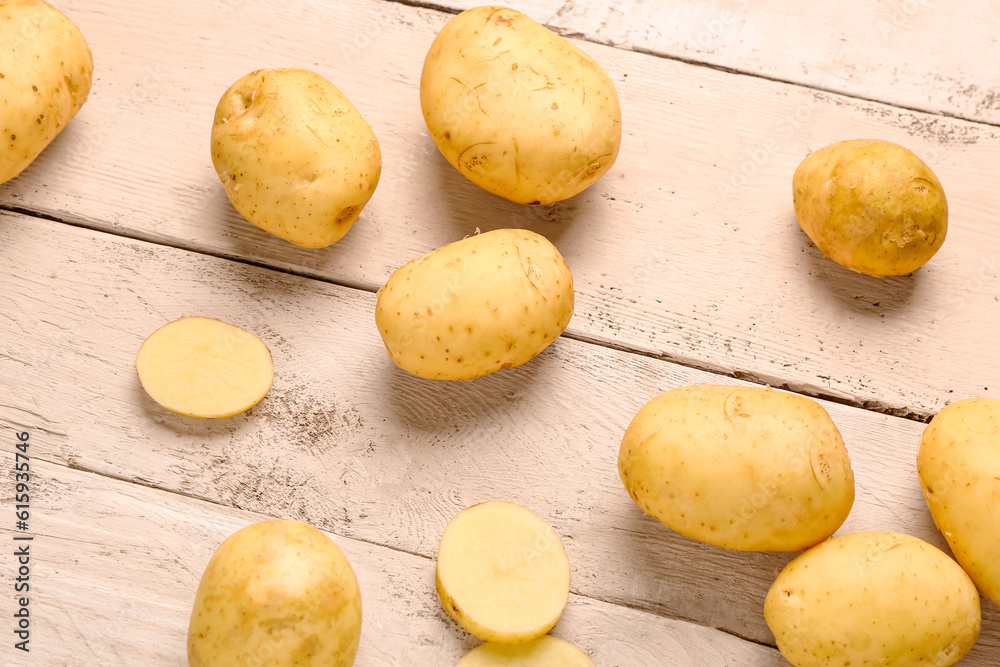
[3,0,998,416]
[424,0,1000,125]
[0,453,789,667]
[1,211,997,661]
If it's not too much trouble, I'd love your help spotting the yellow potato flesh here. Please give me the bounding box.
[918,397,1000,606]
[765,532,980,667]
[135,316,273,418]
[618,385,854,551]
[458,636,594,666]
[436,501,570,644]
[375,229,574,380]
[0,0,93,184]
[188,520,362,667]
[792,139,947,276]
[211,68,381,248]
[420,6,622,205]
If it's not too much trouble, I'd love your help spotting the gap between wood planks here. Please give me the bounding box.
[380,0,1000,130]
[1,202,936,424]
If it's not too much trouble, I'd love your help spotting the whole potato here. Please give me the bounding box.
[792,139,947,276]
[211,68,381,248]
[188,520,362,667]
[918,397,1000,606]
[765,532,981,667]
[375,229,573,380]
[618,385,854,551]
[420,6,622,205]
[0,0,93,184]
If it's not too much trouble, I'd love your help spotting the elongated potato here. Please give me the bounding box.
[765,532,981,667]
[421,6,622,204]
[436,501,571,644]
[458,636,594,666]
[0,0,93,184]
[618,385,854,551]
[188,520,362,667]
[918,397,1000,606]
[375,229,573,380]
[136,316,273,418]
[211,68,381,248]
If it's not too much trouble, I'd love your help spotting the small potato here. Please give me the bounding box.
[458,636,594,666]
[188,520,362,667]
[211,68,381,248]
[437,501,571,644]
[136,316,273,418]
[0,0,93,184]
[618,385,854,551]
[375,229,573,380]
[420,6,622,205]
[918,397,1000,606]
[765,532,981,667]
[792,139,947,276]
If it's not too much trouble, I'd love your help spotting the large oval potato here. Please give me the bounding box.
[765,532,981,667]
[188,520,362,667]
[918,397,1000,606]
[618,385,854,551]
[793,139,947,276]
[420,6,622,205]
[211,68,381,248]
[0,0,93,184]
[375,229,573,380]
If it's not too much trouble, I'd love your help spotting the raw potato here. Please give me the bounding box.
[375,228,573,380]
[793,139,947,276]
[458,636,595,666]
[618,385,854,551]
[136,316,273,418]
[188,520,362,667]
[420,6,622,205]
[0,0,93,184]
[211,68,381,248]
[918,397,1000,606]
[436,501,571,644]
[765,532,981,667]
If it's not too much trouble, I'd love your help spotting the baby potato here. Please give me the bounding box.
[0,0,93,184]
[765,532,981,667]
[793,139,947,276]
[918,397,1000,606]
[618,385,854,551]
[211,68,381,248]
[188,520,362,667]
[375,229,573,380]
[420,6,622,205]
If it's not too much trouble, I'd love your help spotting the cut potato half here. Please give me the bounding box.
[136,316,273,418]
[436,501,570,644]
[458,636,594,666]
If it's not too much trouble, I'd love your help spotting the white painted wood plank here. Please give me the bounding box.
[421,0,1000,125]
[0,453,789,667]
[3,0,998,417]
[1,211,998,658]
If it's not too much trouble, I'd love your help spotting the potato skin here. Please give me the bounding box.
[618,385,854,551]
[375,229,573,380]
[792,139,947,276]
[918,398,1000,606]
[188,520,362,667]
[0,0,93,184]
[420,6,622,205]
[765,532,981,667]
[211,68,381,248]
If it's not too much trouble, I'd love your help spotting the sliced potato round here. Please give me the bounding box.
[458,636,594,666]
[136,316,273,418]
[436,501,570,644]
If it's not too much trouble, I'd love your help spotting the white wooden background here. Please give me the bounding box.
[0,1,998,665]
